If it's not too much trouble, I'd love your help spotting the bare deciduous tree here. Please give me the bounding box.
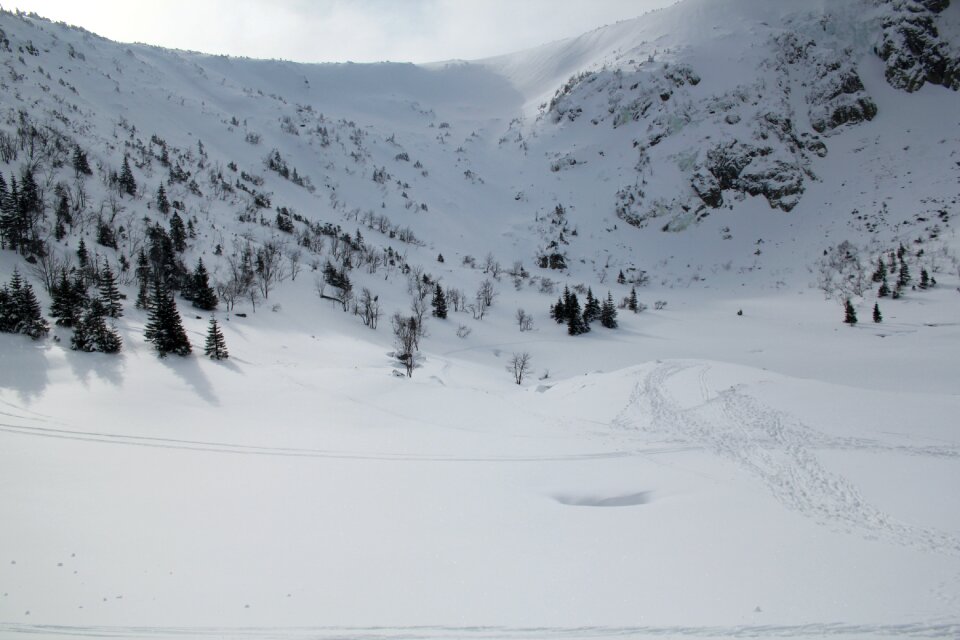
[392,312,419,377]
[256,240,287,299]
[287,248,302,281]
[356,287,381,329]
[509,352,532,385]
[411,295,428,329]
[29,243,71,294]
[477,279,496,307]
[516,308,534,332]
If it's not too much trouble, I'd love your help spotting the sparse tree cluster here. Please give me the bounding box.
[550,287,617,335]
[0,269,49,339]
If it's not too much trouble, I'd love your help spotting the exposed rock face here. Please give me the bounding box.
[877,0,960,92]
[694,135,806,213]
[807,60,878,132]
[546,3,960,232]
[775,33,878,134]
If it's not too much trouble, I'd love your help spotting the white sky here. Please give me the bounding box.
[8,0,680,63]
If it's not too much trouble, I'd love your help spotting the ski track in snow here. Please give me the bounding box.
[0,402,696,463]
[619,362,960,555]
[0,621,958,639]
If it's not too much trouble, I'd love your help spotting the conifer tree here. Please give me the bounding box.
[49,270,86,327]
[5,270,49,339]
[871,257,886,283]
[628,286,638,313]
[844,299,858,325]
[203,317,228,360]
[169,212,186,253]
[96,220,117,249]
[431,283,447,319]
[17,169,42,253]
[877,275,890,298]
[0,175,23,251]
[135,249,151,310]
[144,278,191,357]
[72,146,92,177]
[919,268,930,290]
[0,284,13,333]
[583,288,601,325]
[156,184,170,214]
[600,292,618,329]
[72,298,122,353]
[190,259,218,311]
[119,156,136,196]
[97,260,123,318]
[0,173,8,248]
[551,293,567,324]
[566,293,588,335]
[54,188,71,241]
[873,303,882,323]
[617,270,626,285]
[897,260,911,289]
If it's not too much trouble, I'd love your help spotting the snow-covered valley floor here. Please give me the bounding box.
[2,282,959,640]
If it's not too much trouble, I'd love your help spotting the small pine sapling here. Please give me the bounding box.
[204,317,229,360]
[844,299,858,325]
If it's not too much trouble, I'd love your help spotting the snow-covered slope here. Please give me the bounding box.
[1,1,960,638]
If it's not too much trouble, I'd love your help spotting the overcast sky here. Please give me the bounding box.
[9,0,679,63]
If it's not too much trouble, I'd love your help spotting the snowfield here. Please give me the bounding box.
[1,0,960,638]
[2,281,959,639]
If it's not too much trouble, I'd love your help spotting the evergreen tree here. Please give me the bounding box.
[203,317,228,360]
[190,259,218,311]
[96,219,117,249]
[97,260,123,318]
[0,175,23,251]
[583,288,601,325]
[431,283,447,319]
[119,156,136,196]
[897,260,911,289]
[54,187,71,241]
[49,270,86,327]
[169,212,186,253]
[873,303,882,324]
[156,184,170,214]
[17,169,42,253]
[628,286,639,313]
[566,293,588,335]
[919,268,930,290]
[844,299,858,325]
[72,298,122,353]
[72,146,92,177]
[871,257,886,283]
[0,284,13,333]
[550,293,567,324]
[5,270,49,339]
[147,223,184,288]
[600,292,618,329]
[0,173,9,248]
[878,275,890,298]
[135,248,151,310]
[144,278,191,357]
[617,270,626,285]
[76,238,90,277]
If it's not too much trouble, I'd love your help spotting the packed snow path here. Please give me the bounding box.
[616,361,960,555]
